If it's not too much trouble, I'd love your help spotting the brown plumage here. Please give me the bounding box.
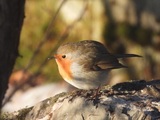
[53,40,141,89]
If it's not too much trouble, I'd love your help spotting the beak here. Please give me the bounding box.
[47,56,55,60]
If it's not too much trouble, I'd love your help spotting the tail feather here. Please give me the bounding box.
[114,54,142,58]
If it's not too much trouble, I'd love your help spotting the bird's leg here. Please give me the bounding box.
[93,86,102,107]
[85,86,102,107]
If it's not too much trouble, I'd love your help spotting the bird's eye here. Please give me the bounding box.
[62,55,66,58]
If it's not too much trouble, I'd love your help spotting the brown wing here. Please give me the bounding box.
[71,40,141,71]
[92,54,126,71]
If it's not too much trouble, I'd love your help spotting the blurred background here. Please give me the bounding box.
[2,0,160,112]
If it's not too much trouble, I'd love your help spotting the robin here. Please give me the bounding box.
[50,40,141,90]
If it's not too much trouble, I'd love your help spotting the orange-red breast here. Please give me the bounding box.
[52,40,141,90]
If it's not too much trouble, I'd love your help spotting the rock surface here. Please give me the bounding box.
[1,80,160,120]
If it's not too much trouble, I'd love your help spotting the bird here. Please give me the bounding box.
[50,40,141,90]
